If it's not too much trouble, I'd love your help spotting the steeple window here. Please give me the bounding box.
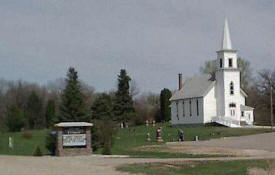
[229,58,233,67]
[230,82,234,95]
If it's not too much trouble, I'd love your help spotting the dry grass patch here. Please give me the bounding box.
[117,160,275,175]
[249,160,275,175]
[135,144,251,157]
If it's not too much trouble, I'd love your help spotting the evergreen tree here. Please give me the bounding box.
[91,93,113,120]
[113,69,135,123]
[25,91,43,129]
[6,105,25,132]
[58,67,87,122]
[160,88,172,121]
[45,99,56,128]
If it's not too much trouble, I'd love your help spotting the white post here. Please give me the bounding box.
[9,137,13,149]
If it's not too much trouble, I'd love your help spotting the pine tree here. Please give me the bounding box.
[113,69,135,123]
[25,91,43,129]
[6,105,26,132]
[45,99,56,128]
[58,67,87,122]
[91,93,113,120]
[160,88,172,121]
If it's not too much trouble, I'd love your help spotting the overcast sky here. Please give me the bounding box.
[0,0,274,93]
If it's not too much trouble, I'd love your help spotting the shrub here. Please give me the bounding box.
[33,145,43,156]
[132,113,146,126]
[91,119,116,153]
[91,124,100,151]
[45,130,56,155]
[102,144,112,155]
[22,131,33,139]
[6,105,26,132]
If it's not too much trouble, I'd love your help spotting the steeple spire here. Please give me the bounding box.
[221,19,232,50]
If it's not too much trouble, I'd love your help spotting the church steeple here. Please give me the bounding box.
[221,19,232,50]
[216,19,241,120]
[216,19,238,70]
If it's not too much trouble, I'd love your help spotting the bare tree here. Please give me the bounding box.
[130,79,140,98]
[253,69,275,125]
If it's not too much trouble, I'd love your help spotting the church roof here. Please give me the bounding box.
[170,74,215,101]
[221,19,232,50]
[240,105,254,111]
[55,122,93,127]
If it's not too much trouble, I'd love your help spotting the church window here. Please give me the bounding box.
[241,111,244,117]
[176,102,179,120]
[182,101,185,117]
[196,99,199,116]
[229,103,236,116]
[229,103,236,108]
[230,82,234,95]
[229,58,233,67]
[220,59,223,68]
[230,110,235,116]
[189,100,192,117]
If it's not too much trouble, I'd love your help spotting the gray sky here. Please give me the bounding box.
[0,0,274,93]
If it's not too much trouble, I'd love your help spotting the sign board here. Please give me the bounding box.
[63,134,86,146]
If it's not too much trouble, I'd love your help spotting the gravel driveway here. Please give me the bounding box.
[1,132,275,175]
[184,132,275,151]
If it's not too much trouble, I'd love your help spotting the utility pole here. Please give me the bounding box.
[270,73,273,130]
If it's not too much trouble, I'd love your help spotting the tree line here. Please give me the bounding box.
[0,68,172,133]
[2,57,271,133]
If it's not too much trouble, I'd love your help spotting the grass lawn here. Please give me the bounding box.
[0,122,272,157]
[0,129,49,156]
[117,160,273,175]
[112,122,273,157]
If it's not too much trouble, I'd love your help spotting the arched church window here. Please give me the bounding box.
[220,59,223,68]
[176,102,179,120]
[196,99,199,116]
[230,82,234,95]
[229,103,236,116]
[182,100,185,117]
[189,100,192,117]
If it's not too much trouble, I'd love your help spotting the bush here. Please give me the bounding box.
[22,131,33,139]
[91,119,116,153]
[33,145,43,156]
[102,144,112,155]
[132,113,146,126]
[91,125,100,151]
[45,130,56,155]
[6,105,26,132]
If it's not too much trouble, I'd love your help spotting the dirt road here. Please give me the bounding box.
[184,132,275,151]
[1,132,275,175]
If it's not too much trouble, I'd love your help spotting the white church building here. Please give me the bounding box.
[170,20,254,128]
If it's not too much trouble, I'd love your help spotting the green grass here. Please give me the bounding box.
[112,123,273,157]
[0,123,272,157]
[117,160,271,175]
[0,130,49,156]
